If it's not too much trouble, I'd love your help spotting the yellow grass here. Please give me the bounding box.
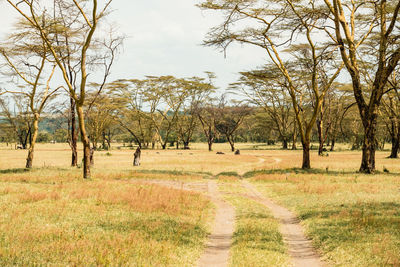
[4,142,400,175]
[1,142,400,265]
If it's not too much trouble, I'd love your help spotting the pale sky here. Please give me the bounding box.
[0,1,267,93]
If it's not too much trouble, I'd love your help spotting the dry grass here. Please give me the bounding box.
[251,173,400,266]
[0,172,211,265]
[1,143,400,265]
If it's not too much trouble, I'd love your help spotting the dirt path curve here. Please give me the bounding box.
[197,180,235,267]
[241,181,325,267]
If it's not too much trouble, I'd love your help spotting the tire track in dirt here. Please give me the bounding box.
[197,180,235,267]
[241,180,325,267]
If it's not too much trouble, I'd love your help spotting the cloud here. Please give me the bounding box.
[0,0,267,92]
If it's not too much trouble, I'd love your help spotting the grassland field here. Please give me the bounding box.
[0,142,399,266]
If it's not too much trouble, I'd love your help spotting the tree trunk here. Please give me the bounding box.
[161,143,166,150]
[70,98,78,167]
[390,136,400,158]
[107,140,111,150]
[92,141,98,151]
[302,141,311,169]
[359,121,377,173]
[292,142,297,150]
[102,132,107,150]
[76,105,91,179]
[227,136,235,152]
[25,114,39,169]
[282,139,288,149]
[330,138,336,152]
[207,128,214,151]
[183,141,190,150]
[90,147,94,166]
[292,116,297,150]
[388,122,399,158]
[133,147,141,166]
[317,119,324,156]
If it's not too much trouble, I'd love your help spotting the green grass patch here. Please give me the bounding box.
[216,171,241,177]
[243,167,399,178]
[218,181,291,267]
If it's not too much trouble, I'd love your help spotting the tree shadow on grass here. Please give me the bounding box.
[243,168,400,178]
[0,168,30,174]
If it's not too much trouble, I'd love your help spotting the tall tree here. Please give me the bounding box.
[0,19,60,168]
[7,0,114,178]
[196,99,219,151]
[112,79,154,148]
[381,71,400,158]
[144,76,191,149]
[176,75,215,149]
[232,66,294,149]
[214,99,252,152]
[324,0,400,173]
[199,0,343,168]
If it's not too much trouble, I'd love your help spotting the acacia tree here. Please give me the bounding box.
[232,66,294,149]
[50,0,122,166]
[0,96,32,149]
[199,0,343,169]
[51,0,82,167]
[176,75,215,149]
[214,99,252,152]
[321,84,354,152]
[85,91,120,150]
[144,76,191,149]
[381,72,400,158]
[112,79,154,148]
[196,99,218,151]
[0,19,61,168]
[7,0,114,178]
[324,0,400,173]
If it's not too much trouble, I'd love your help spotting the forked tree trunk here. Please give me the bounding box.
[76,105,91,179]
[25,113,39,169]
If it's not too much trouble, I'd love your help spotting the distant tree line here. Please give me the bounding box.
[1,0,400,177]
